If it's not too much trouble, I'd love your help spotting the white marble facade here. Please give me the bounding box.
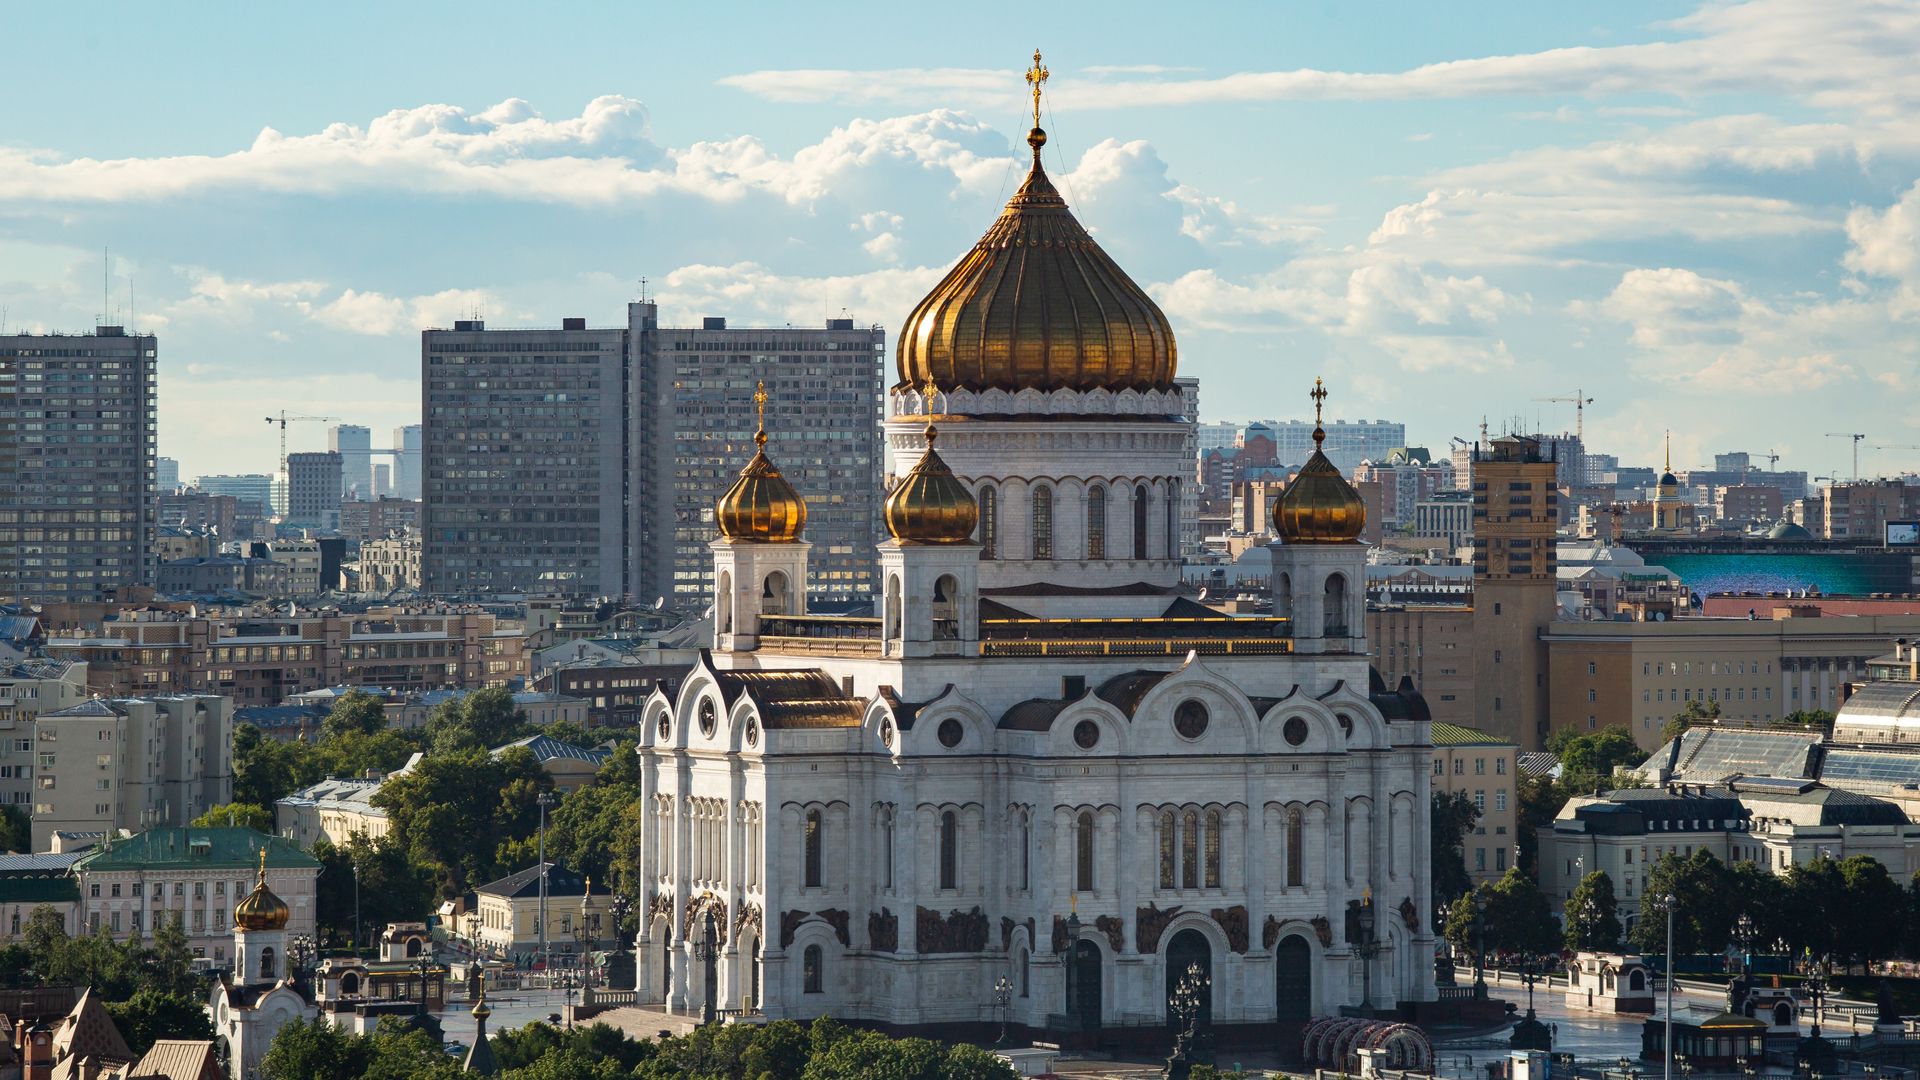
[630,386,1438,1038]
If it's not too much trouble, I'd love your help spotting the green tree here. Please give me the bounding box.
[373,744,551,895]
[147,912,197,997]
[190,803,275,832]
[425,686,528,753]
[232,723,296,807]
[1429,790,1479,931]
[801,1030,947,1080]
[321,691,389,740]
[314,834,435,951]
[1443,868,1559,957]
[314,726,417,782]
[1514,773,1566,877]
[544,748,641,886]
[105,988,214,1055]
[1631,850,1733,956]
[0,803,29,853]
[1552,726,1649,790]
[1660,699,1721,744]
[1775,709,1835,730]
[1837,854,1903,970]
[1563,870,1623,951]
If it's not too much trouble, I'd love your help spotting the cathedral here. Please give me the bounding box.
[632,55,1437,1044]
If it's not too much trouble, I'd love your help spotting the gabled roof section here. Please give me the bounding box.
[71,828,319,873]
[709,667,863,729]
[999,698,1072,732]
[474,862,608,900]
[493,734,610,766]
[52,989,132,1067]
[1430,721,1510,747]
[1094,671,1172,718]
[978,598,1037,621]
[876,684,953,731]
[127,1039,222,1080]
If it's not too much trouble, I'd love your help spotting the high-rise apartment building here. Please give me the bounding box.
[1269,418,1406,473]
[285,452,342,530]
[392,424,422,501]
[29,693,234,850]
[0,326,157,604]
[1470,435,1559,747]
[422,305,885,604]
[329,424,372,501]
[196,474,275,518]
[156,457,180,491]
[645,311,885,604]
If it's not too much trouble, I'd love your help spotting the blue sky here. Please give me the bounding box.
[6,0,1920,481]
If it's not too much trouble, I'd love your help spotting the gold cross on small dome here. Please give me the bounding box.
[1026,49,1049,130]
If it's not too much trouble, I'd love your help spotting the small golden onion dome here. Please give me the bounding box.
[885,424,979,543]
[1273,378,1367,544]
[715,383,807,543]
[894,53,1176,395]
[234,849,291,931]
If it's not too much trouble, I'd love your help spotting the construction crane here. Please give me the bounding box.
[1533,389,1594,440]
[264,411,341,485]
[1826,432,1867,480]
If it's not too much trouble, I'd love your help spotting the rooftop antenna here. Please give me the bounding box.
[102,246,110,328]
[639,276,649,303]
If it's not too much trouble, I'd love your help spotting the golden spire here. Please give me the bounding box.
[716,381,807,542]
[1664,429,1671,472]
[753,380,769,448]
[257,846,268,884]
[1274,376,1366,545]
[1025,49,1050,156]
[922,373,940,419]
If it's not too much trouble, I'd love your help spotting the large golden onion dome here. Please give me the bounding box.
[1274,378,1367,544]
[885,420,980,543]
[234,848,291,932]
[895,51,1177,395]
[716,382,807,543]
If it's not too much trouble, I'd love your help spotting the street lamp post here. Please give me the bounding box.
[1165,961,1211,1080]
[536,791,558,987]
[992,975,1013,1047]
[1355,893,1380,1017]
[352,863,361,956]
[1656,893,1677,1080]
[1472,893,1489,998]
[1061,906,1082,1030]
[693,901,719,1026]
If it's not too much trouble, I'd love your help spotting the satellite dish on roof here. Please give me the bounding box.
[654,596,667,611]
[1196,588,1209,601]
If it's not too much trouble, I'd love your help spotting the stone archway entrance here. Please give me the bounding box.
[1276,934,1313,1020]
[1067,940,1102,1030]
[1165,928,1213,1030]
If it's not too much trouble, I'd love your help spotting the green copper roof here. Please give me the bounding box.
[71,827,320,872]
[0,876,80,904]
[1429,721,1513,748]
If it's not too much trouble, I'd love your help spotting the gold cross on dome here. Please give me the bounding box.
[1026,49,1049,129]
[1310,377,1327,424]
[753,381,768,435]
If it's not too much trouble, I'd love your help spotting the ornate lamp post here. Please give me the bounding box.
[1165,961,1211,1080]
[1061,906,1082,1030]
[992,975,1013,1047]
[536,791,558,984]
[1355,892,1380,1017]
[1471,892,1489,998]
[1655,893,1677,1080]
[1676,1053,1693,1080]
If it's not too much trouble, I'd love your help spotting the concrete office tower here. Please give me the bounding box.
[196,474,275,519]
[423,318,636,597]
[392,424,422,501]
[329,424,372,501]
[0,325,157,604]
[285,452,343,530]
[421,308,885,605]
[638,307,885,605]
[372,463,391,499]
[1470,435,1560,748]
[157,456,180,492]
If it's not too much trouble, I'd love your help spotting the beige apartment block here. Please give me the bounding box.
[1430,722,1519,883]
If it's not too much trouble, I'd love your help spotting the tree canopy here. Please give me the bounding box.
[1430,790,1479,932]
[1443,867,1559,957]
[1564,870,1623,951]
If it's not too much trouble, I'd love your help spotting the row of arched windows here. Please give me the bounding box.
[975,481,1179,561]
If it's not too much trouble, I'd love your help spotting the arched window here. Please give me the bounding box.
[931,574,958,640]
[882,809,895,890]
[1019,812,1032,891]
[978,485,998,559]
[1325,573,1349,636]
[1286,808,1305,887]
[1086,485,1107,560]
[259,946,276,982]
[884,575,902,644]
[1133,484,1150,559]
[763,571,790,617]
[1019,947,1031,998]
[803,944,823,993]
[1166,479,1179,558]
[939,810,958,890]
[1275,572,1293,619]
[717,571,732,634]
[339,971,361,996]
[1181,809,1200,889]
[405,937,422,958]
[804,809,823,888]
[1031,485,1054,560]
[1158,810,1177,889]
[1204,808,1222,888]
[1075,811,1095,892]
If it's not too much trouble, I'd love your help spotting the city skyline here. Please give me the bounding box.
[7,1,1920,480]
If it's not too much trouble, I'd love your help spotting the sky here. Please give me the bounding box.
[6,0,1920,482]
